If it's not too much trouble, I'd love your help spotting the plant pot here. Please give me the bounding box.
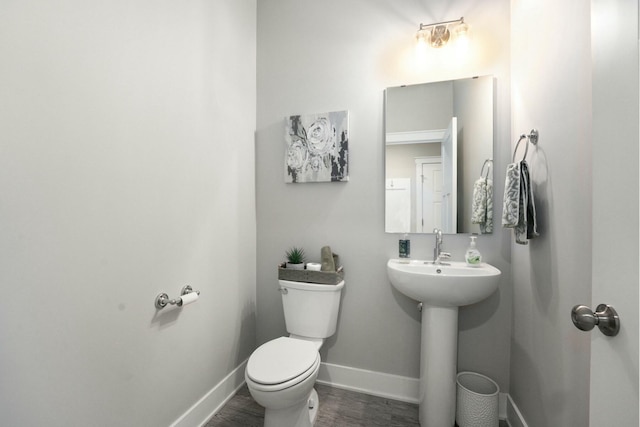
[286,262,305,270]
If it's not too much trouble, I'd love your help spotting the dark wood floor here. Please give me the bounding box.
[205,383,508,427]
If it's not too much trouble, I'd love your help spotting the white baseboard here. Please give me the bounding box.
[170,359,248,427]
[499,393,508,420]
[318,362,512,422]
[169,358,527,427]
[316,362,420,404]
[506,394,529,427]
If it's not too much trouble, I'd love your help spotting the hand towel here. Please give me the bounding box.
[503,160,538,245]
[471,177,494,234]
[520,161,539,241]
[482,179,493,234]
[471,178,488,223]
[502,162,520,227]
[514,169,528,244]
[320,246,335,272]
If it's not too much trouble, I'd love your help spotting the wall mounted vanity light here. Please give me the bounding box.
[416,17,468,48]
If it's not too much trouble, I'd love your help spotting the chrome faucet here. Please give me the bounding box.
[432,228,451,265]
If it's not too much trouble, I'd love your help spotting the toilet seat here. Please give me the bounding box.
[247,337,320,391]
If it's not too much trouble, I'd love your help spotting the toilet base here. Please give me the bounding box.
[264,388,318,427]
[308,388,319,425]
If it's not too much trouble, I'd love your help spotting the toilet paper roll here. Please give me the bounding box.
[179,292,199,306]
[306,262,322,271]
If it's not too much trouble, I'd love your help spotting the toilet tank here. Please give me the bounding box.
[279,279,345,339]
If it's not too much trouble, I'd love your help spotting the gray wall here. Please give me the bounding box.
[0,1,257,426]
[509,0,593,425]
[257,0,513,390]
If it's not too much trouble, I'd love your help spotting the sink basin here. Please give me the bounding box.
[387,259,501,307]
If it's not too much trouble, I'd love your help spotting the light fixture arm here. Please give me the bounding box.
[418,17,464,31]
[416,16,467,49]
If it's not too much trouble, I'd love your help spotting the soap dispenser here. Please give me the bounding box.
[465,235,482,266]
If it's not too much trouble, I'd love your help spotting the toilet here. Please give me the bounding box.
[245,279,345,427]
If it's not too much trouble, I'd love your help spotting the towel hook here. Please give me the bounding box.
[512,129,539,162]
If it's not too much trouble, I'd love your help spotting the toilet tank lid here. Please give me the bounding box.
[278,280,345,291]
[247,337,318,385]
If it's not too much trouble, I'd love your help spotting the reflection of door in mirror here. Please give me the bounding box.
[441,117,457,233]
[386,142,441,233]
[415,157,442,233]
[385,178,411,233]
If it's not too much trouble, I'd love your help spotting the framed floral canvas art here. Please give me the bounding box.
[285,110,349,183]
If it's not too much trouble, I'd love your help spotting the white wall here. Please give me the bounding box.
[509,0,593,425]
[0,1,256,426]
[591,1,639,425]
[256,0,513,391]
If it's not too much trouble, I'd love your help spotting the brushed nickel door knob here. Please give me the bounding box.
[571,304,620,336]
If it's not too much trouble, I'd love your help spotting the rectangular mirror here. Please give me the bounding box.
[385,75,494,235]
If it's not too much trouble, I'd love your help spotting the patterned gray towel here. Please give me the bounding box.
[520,161,538,242]
[471,177,493,233]
[483,179,493,234]
[502,162,520,227]
[502,160,538,244]
[514,165,528,244]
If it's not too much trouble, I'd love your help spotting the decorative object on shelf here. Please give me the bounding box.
[285,246,306,270]
[278,262,345,285]
[320,245,336,271]
[285,110,349,183]
[279,246,343,285]
[306,262,322,271]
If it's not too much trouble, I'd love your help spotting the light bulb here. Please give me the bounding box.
[416,30,429,46]
[455,21,469,37]
[451,21,468,55]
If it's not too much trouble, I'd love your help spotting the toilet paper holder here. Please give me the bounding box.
[155,285,201,309]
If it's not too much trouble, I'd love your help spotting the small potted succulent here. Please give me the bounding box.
[285,247,306,270]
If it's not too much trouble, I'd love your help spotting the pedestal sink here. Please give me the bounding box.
[386,259,501,427]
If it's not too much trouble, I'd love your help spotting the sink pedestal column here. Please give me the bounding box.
[419,304,458,427]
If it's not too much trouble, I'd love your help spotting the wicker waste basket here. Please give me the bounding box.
[456,371,499,427]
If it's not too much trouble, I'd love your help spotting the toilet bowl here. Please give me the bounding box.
[245,337,321,427]
[245,279,344,427]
